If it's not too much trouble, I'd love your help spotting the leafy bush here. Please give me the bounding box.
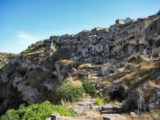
[0,109,21,120]
[55,80,85,102]
[0,101,76,120]
[81,77,96,96]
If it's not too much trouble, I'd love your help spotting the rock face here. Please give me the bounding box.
[0,53,18,69]
[121,89,148,112]
[149,88,160,109]
[0,53,75,114]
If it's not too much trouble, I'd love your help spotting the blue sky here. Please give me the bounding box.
[0,0,160,53]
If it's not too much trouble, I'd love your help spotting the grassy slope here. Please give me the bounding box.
[102,56,160,102]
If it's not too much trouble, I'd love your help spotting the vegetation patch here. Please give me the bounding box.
[81,77,96,96]
[94,97,106,106]
[0,101,76,120]
[55,80,85,102]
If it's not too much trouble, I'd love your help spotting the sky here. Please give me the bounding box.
[0,0,160,53]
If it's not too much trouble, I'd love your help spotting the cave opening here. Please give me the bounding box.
[109,91,124,102]
[0,86,29,116]
[109,87,125,102]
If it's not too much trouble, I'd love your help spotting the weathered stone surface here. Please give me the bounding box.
[149,88,160,109]
[48,12,160,64]
[121,89,147,112]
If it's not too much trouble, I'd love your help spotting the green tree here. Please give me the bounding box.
[81,77,96,96]
[55,80,85,102]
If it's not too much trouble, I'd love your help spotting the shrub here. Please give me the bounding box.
[81,77,96,96]
[0,109,20,120]
[0,101,76,120]
[55,80,85,102]
[89,69,94,74]
[94,97,105,106]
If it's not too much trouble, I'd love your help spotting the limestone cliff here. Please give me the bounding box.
[0,44,76,114]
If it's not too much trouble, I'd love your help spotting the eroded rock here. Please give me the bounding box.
[149,88,160,109]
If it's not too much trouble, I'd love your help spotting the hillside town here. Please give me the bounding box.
[49,11,160,64]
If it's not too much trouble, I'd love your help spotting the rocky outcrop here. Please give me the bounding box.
[121,89,148,112]
[0,50,82,114]
[149,88,160,109]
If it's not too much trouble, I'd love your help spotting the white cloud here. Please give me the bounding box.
[15,31,38,43]
[13,31,40,53]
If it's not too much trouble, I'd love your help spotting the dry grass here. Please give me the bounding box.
[82,93,92,99]
[126,109,160,120]
[60,99,73,107]
[70,80,83,87]
[60,60,75,65]
[118,59,160,88]
[57,59,81,69]
[100,57,160,108]
[79,63,92,69]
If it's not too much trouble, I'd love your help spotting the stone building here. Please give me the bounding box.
[48,11,160,64]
